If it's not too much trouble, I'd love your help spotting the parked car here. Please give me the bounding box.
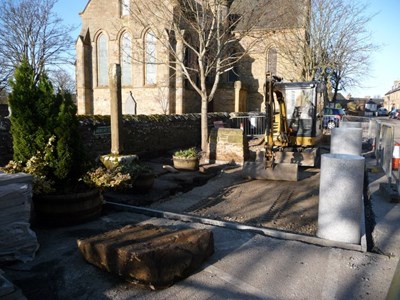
[377,107,389,116]
[322,107,346,129]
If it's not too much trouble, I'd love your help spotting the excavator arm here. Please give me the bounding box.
[264,73,291,168]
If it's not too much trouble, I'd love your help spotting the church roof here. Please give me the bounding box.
[230,0,309,31]
[80,0,92,15]
[81,0,309,30]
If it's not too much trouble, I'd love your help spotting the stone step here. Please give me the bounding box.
[77,224,214,289]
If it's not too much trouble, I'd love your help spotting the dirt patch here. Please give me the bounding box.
[105,151,322,237]
[185,168,320,236]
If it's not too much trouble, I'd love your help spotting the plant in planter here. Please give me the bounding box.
[173,147,202,171]
[1,59,101,226]
[83,160,155,193]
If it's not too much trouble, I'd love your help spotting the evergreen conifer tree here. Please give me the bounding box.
[8,59,39,162]
[8,58,84,192]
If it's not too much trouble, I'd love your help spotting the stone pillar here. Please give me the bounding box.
[317,153,365,244]
[109,64,123,155]
[175,31,185,114]
[234,81,242,112]
[234,81,247,112]
[331,127,362,156]
[76,36,93,115]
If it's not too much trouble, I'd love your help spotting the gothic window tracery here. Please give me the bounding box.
[145,30,157,85]
[120,32,132,86]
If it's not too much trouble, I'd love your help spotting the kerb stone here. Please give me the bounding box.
[77,224,214,288]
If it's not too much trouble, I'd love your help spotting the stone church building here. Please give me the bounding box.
[76,0,309,115]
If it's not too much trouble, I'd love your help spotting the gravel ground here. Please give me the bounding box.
[184,168,320,236]
[107,139,325,237]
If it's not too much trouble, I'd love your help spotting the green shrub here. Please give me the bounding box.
[5,58,86,193]
[83,161,154,191]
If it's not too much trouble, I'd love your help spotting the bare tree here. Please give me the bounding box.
[50,68,76,95]
[277,0,377,101]
[129,0,299,151]
[326,0,377,100]
[0,0,77,91]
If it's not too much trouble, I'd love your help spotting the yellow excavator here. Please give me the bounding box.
[243,73,325,181]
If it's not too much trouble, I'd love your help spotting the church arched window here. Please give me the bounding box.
[97,33,108,86]
[121,0,130,16]
[120,32,132,86]
[145,30,157,85]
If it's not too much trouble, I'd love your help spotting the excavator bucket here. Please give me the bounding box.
[242,161,298,182]
[242,151,299,182]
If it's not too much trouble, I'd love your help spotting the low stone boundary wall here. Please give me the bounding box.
[0,113,230,165]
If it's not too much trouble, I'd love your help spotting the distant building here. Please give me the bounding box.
[346,97,383,116]
[384,80,400,109]
[76,0,310,115]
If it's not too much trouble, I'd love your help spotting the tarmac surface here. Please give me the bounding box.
[2,154,400,299]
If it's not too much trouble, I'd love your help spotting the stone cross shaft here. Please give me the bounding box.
[109,64,123,155]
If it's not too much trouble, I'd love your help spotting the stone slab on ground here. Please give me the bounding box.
[77,224,214,288]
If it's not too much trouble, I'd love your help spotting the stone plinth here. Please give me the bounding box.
[77,224,214,288]
[100,154,138,169]
[208,128,249,164]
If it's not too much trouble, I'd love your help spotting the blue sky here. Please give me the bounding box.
[55,0,400,98]
[347,0,400,98]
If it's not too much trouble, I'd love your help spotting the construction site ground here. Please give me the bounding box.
[4,137,400,299]
[105,139,333,238]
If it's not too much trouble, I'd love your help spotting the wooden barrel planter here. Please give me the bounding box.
[172,156,199,171]
[33,189,103,226]
[132,172,155,193]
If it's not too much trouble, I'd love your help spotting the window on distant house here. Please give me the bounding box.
[120,32,132,86]
[267,47,277,75]
[97,33,108,86]
[145,30,157,85]
[121,0,130,16]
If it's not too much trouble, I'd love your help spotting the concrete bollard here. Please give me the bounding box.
[340,121,362,128]
[317,153,365,244]
[331,127,363,155]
